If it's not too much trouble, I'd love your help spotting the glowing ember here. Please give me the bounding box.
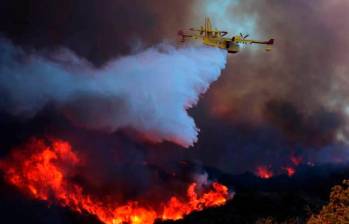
[283,166,296,177]
[0,138,230,224]
[290,155,303,166]
[255,166,273,179]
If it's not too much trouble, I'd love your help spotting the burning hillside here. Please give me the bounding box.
[0,138,231,224]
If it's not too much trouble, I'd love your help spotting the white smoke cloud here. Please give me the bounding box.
[0,39,227,147]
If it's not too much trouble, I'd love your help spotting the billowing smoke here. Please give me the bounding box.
[203,0,349,143]
[179,0,349,173]
[0,39,227,147]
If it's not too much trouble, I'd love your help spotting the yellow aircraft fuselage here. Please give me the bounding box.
[203,36,240,53]
[178,17,274,54]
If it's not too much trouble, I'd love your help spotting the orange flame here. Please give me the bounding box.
[255,166,273,179]
[0,138,230,224]
[162,182,229,220]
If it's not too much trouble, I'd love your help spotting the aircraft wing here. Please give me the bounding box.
[251,39,274,45]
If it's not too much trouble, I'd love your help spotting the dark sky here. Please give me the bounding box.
[0,0,195,65]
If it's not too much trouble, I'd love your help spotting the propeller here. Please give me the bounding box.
[238,33,250,45]
[240,33,249,39]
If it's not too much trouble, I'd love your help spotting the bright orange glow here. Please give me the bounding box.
[283,166,296,177]
[0,138,230,224]
[255,166,273,179]
[162,182,229,220]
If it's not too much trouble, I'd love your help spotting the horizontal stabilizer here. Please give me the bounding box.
[267,38,274,45]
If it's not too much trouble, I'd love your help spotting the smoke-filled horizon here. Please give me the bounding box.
[0,39,227,148]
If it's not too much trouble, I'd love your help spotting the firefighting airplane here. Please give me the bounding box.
[178,17,274,53]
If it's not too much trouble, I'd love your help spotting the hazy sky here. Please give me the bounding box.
[0,0,349,174]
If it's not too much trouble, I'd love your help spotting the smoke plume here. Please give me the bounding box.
[0,39,227,147]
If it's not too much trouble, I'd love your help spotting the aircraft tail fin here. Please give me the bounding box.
[205,17,213,35]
